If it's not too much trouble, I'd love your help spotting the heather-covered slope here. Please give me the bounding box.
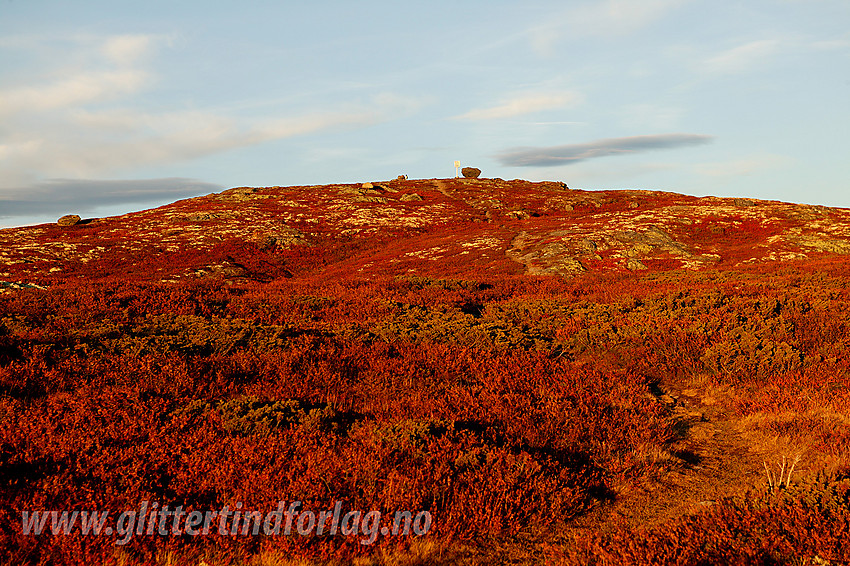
[2,179,850,566]
[2,177,850,287]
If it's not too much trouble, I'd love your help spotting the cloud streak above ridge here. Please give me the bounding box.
[495,133,714,167]
[0,177,222,218]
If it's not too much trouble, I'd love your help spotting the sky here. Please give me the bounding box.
[1,0,848,227]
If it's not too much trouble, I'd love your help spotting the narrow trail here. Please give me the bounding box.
[568,380,769,536]
[613,385,765,528]
[431,179,454,198]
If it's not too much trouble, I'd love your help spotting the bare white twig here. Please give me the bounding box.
[764,453,803,493]
[784,454,800,488]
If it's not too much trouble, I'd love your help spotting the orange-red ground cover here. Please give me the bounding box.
[2,259,850,565]
[2,180,850,564]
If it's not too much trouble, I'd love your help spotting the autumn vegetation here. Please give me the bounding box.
[1,179,849,565]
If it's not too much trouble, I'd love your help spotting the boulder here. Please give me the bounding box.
[249,230,278,250]
[249,226,306,249]
[462,167,481,179]
[218,187,260,202]
[353,195,388,204]
[57,214,81,226]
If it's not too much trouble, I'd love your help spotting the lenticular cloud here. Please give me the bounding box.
[496,133,714,167]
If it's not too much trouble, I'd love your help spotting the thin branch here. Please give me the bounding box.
[763,460,774,490]
[784,454,801,488]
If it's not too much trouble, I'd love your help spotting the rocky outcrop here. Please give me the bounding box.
[613,226,689,258]
[248,226,306,249]
[462,167,481,179]
[0,281,47,293]
[217,187,263,201]
[506,231,587,276]
[338,186,389,204]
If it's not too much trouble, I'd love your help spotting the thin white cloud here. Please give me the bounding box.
[0,34,423,189]
[0,70,150,116]
[810,38,850,51]
[0,33,157,120]
[1,103,404,185]
[452,92,582,121]
[693,154,790,178]
[703,39,781,75]
[529,0,690,54]
[102,34,155,65]
[618,103,684,130]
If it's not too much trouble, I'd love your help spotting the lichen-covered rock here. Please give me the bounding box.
[249,226,306,249]
[57,214,81,226]
[218,187,261,201]
[462,167,481,179]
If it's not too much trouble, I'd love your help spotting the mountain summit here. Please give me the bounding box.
[1,177,848,286]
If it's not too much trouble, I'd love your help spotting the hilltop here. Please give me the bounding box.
[2,177,849,287]
[2,179,850,566]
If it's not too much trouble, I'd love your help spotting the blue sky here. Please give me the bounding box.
[1,0,848,227]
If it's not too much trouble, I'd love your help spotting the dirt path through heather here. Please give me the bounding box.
[431,179,454,198]
[569,380,768,534]
[440,383,775,565]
